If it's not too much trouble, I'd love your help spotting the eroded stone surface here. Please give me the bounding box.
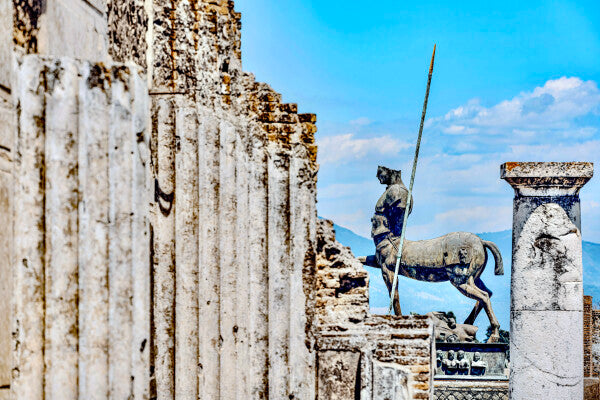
[317,350,361,399]
[434,380,508,400]
[12,56,150,400]
[0,165,11,388]
[373,361,410,400]
[316,219,434,399]
[510,310,583,398]
[0,92,14,151]
[316,219,369,327]
[0,0,12,89]
[38,0,108,60]
[511,203,582,311]
[501,161,593,197]
[503,161,593,400]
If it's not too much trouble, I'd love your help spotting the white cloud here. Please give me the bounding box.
[585,200,600,209]
[350,117,372,126]
[317,133,410,165]
[430,77,600,136]
[507,140,600,161]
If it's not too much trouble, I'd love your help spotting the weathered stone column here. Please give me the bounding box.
[13,55,151,400]
[501,162,593,399]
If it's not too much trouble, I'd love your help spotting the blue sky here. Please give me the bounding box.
[235,0,600,242]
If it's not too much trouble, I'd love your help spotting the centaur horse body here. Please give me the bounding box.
[360,167,504,342]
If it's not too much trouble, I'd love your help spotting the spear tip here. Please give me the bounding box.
[429,44,436,75]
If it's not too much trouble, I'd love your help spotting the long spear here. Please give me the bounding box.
[388,44,436,314]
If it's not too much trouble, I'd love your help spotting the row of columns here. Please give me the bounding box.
[12,58,320,400]
[13,56,151,400]
[148,83,318,398]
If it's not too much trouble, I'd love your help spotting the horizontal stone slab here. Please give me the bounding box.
[501,162,593,196]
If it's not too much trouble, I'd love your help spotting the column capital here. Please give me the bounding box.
[501,162,593,196]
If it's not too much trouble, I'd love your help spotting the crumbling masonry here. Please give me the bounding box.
[0,0,434,399]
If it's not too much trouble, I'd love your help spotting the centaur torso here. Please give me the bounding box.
[375,182,412,237]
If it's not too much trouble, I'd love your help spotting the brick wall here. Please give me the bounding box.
[585,295,593,377]
[593,309,600,377]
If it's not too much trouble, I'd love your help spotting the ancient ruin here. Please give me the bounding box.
[583,295,600,398]
[0,0,596,399]
[0,0,438,399]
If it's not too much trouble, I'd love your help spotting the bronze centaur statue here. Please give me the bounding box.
[359,166,504,342]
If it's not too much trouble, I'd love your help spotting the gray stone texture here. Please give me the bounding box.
[316,219,435,399]
[140,6,320,395]
[12,56,150,399]
[434,380,508,400]
[0,0,12,89]
[2,0,436,399]
[502,161,593,400]
[316,219,370,327]
[13,0,107,59]
[0,131,11,389]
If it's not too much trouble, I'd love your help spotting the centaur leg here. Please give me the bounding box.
[464,277,493,325]
[452,276,500,342]
[382,267,402,316]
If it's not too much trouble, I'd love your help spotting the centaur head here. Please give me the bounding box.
[377,165,403,186]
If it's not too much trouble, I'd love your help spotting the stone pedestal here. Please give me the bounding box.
[501,162,593,399]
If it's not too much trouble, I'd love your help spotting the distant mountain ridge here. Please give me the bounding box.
[327,218,600,339]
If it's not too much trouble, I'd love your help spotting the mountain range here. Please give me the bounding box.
[330,220,600,341]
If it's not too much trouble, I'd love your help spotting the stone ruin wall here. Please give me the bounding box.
[585,295,593,377]
[584,296,600,378]
[11,56,151,400]
[594,309,600,377]
[0,0,435,399]
[315,219,434,399]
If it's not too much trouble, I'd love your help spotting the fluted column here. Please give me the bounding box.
[13,55,151,400]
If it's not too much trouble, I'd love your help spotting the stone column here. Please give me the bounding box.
[501,162,593,399]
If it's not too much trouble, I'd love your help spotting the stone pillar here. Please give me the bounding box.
[13,55,151,400]
[501,162,593,399]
